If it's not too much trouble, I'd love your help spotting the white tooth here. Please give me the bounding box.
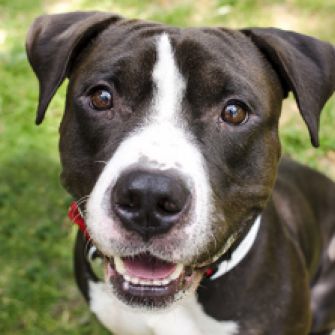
[123,281,130,291]
[130,277,139,285]
[114,256,126,275]
[124,274,131,282]
[139,279,150,285]
[161,279,170,285]
[153,280,162,286]
[169,263,184,281]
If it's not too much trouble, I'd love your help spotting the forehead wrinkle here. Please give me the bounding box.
[152,33,186,122]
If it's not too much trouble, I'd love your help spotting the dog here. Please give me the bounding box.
[26,11,335,335]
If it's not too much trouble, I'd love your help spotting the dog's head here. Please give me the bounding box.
[26,12,335,309]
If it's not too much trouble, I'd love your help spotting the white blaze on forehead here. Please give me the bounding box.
[152,33,185,122]
[86,33,213,261]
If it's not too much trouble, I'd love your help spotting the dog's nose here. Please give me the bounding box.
[112,170,191,240]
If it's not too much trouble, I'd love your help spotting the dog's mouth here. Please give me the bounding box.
[105,252,199,308]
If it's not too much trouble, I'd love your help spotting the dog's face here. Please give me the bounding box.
[63,27,282,307]
[26,12,335,309]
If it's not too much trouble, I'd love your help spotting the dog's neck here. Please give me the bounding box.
[209,216,261,280]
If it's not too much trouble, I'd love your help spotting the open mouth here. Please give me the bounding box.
[105,253,198,308]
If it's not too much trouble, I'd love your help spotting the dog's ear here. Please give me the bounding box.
[26,12,122,124]
[241,28,335,147]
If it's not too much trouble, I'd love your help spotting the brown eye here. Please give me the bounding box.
[220,102,248,125]
[90,88,113,111]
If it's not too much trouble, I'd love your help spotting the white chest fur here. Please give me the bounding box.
[89,281,239,335]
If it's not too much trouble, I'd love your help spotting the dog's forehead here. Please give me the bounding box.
[80,23,269,82]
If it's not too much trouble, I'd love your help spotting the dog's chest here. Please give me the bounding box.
[88,281,238,335]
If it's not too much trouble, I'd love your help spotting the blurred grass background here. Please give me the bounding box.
[0,0,334,333]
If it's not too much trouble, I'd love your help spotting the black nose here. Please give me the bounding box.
[112,170,191,241]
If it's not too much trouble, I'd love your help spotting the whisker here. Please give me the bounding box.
[209,230,218,251]
[95,160,108,165]
[77,198,89,206]
[76,195,90,206]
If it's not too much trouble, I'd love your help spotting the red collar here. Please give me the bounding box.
[68,201,216,278]
[68,201,90,240]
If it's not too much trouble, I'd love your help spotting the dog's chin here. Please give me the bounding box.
[103,253,202,309]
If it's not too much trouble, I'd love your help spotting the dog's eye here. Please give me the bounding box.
[220,102,248,125]
[90,88,113,111]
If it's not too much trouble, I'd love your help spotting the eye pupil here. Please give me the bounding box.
[100,91,110,102]
[227,105,238,116]
[90,89,113,110]
[221,103,248,125]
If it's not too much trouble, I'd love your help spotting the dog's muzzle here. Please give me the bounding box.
[105,169,199,308]
[69,200,261,309]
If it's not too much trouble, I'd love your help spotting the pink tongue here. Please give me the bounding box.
[122,254,177,280]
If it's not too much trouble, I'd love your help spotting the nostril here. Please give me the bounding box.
[117,201,137,212]
[156,198,182,215]
[114,190,141,212]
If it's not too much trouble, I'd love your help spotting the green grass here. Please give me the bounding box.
[0,0,334,334]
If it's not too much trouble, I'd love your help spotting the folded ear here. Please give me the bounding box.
[26,11,122,124]
[241,28,335,147]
